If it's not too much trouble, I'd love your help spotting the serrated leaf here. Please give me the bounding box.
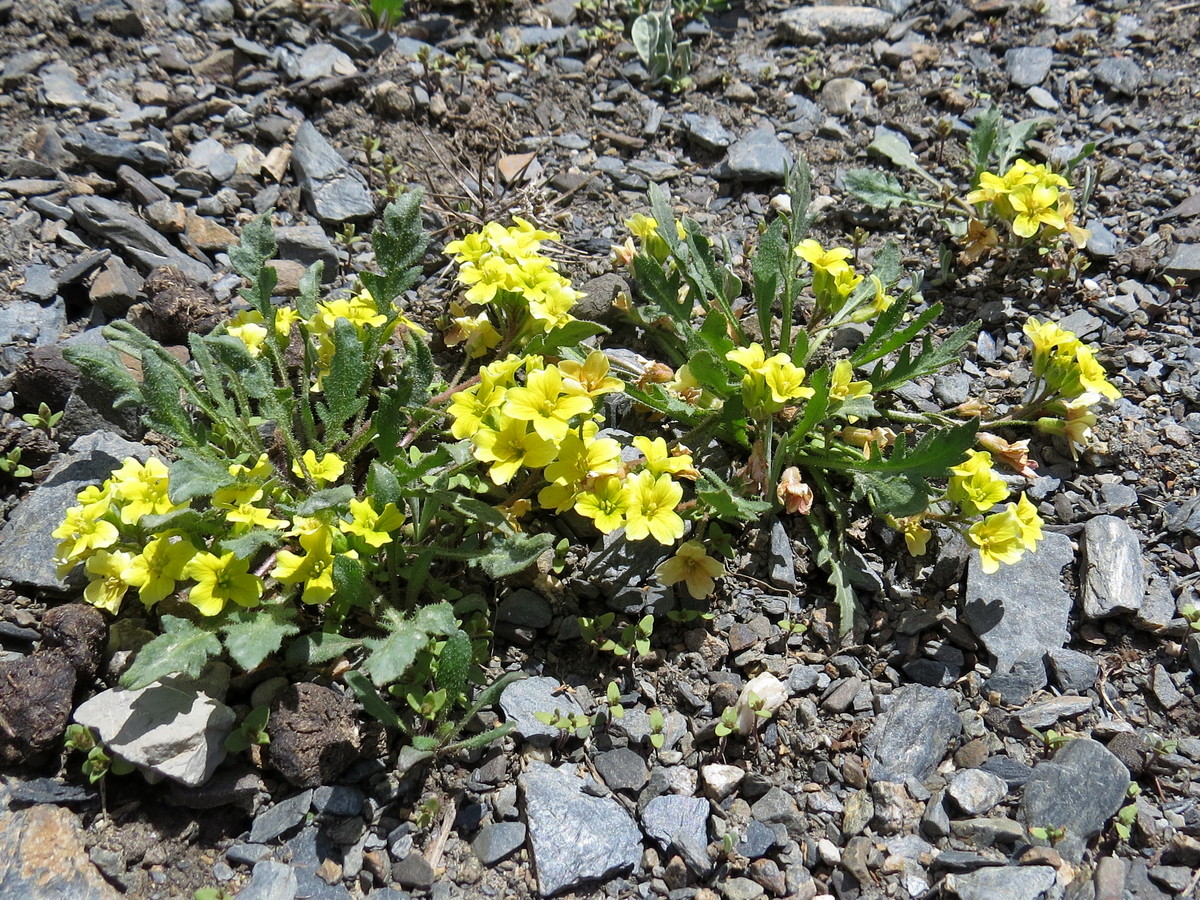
[168,450,234,504]
[435,629,472,712]
[686,348,732,394]
[851,471,929,517]
[62,343,143,410]
[285,632,360,666]
[360,603,457,687]
[367,462,402,507]
[293,485,354,516]
[522,320,609,357]
[120,615,223,690]
[868,129,923,175]
[475,531,555,579]
[996,116,1051,173]
[204,334,272,400]
[697,468,771,522]
[967,106,1002,183]
[296,261,324,321]
[317,319,369,440]
[333,554,372,611]
[229,211,277,280]
[844,169,920,210]
[220,603,299,671]
[359,192,427,312]
[140,351,203,446]
[752,217,788,346]
[868,320,980,394]
[445,722,515,753]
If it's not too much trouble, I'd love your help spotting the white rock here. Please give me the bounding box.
[701,763,745,801]
[73,677,235,787]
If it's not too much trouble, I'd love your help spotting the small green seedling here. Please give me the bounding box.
[22,402,62,433]
[1113,783,1141,842]
[605,681,625,721]
[64,724,134,783]
[224,707,271,753]
[648,708,666,749]
[533,708,592,739]
[1028,824,1067,845]
[0,447,32,479]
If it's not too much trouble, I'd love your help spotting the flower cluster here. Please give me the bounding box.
[449,350,699,546]
[1024,317,1121,459]
[443,219,582,355]
[966,160,1089,247]
[726,342,815,415]
[55,449,407,617]
[794,239,893,324]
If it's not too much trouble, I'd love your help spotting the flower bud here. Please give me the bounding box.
[777,467,813,515]
[735,672,788,735]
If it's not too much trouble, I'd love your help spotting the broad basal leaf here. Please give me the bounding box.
[120,615,222,690]
[361,603,458,687]
[220,603,299,671]
[844,169,920,210]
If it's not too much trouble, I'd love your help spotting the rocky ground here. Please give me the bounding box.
[2,0,1200,899]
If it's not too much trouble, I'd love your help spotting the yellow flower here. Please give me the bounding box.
[559,351,625,399]
[893,516,932,556]
[794,239,853,273]
[270,526,350,605]
[1009,183,1066,238]
[444,312,502,358]
[224,503,288,531]
[109,457,176,525]
[124,535,198,606]
[947,450,1009,516]
[472,416,557,485]
[316,294,387,331]
[656,540,724,599]
[761,354,814,405]
[828,360,871,403]
[1010,493,1043,550]
[726,342,768,374]
[573,474,633,533]
[624,471,685,545]
[632,435,696,479]
[291,450,346,487]
[341,497,405,548]
[1072,345,1121,401]
[227,310,269,357]
[543,430,623,490]
[967,508,1026,574]
[83,550,135,614]
[448,373,507,441]
[183,551,263,616]
[275,306,301,337]
[503,366,595,442]
[53,504,120,566]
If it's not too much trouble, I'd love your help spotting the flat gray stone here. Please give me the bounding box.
[820,77,866,116]
[1046,648,1098,692]
[865,685,962,783]
[291,121,375,224]
[472,822,526,866]
[0,297,66,365]
[285,43,356,81]
[682,113,733,151]
[236,860,299,900]
[962,532,1074,674]
[0,432,151,591]
[250,791,315,844]
[1164,244,1200,279]
[777,5,893,44]
[499,676,585,742]
[1080,515,1144,618]
[275,225,339,280]
[20,264,58,301]
[640,794,709,851]
[1015,695,1093,730]
[1019,739,1130,863]
[727,128,793,183]
[1086,220,1120,258]
[946,769,1007,817]
[1004,47,1053,87]
[73,677,235,787]
[593,747,649,792]
[67,195,212,283]
[944,865,1057,900]
[520,762,642,896]
[1093,57,1144,94]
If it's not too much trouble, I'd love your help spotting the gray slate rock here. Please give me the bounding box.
[1164,244,1200,279]
[1004,47,1053,87]
[777,5,893,44]
[20,264,58,301]
[73,676,235,787]
[291,121,375,224]
[236,860,299,900]
[67,195,212,283]
[640,794,708,851]
[1019,739,1130,863]
[520,762,642,896]
[683,114,733,151]
[962,531,1074,673]
[275,225,339,281]
[750,787,804,837]
[1046,648,1099,692]
[944,865,1056,900]
[0,432,151,590]
[0,805,123,899]
[472,822,526,865]
[865,685,962,783]
[1086,220,1120,258]
[64,129,169,174]
[1094,57,1144,94]
[284,43,356,81]
[0,297,66,369]
[1080,515,1144,618]
[593,747,649,792]
[40,60,113,114]
[820,78,866,116]
[946,769,1007,817]
[499,676,585,742]
[727,128,793,183]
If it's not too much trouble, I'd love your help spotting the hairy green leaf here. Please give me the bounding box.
[361,603,458,687]
[229,212,279,318]
[220,603,299,671]
[317,319,368,441]
[967,106,1002,184]
[345,670,404,730]
[868,129,923,175]
[844,169,920,210]
[217,529,278,559]
[435,629,472,711]
[523,320,608,357]
[868,320,980,394]
[360,192,427,312]
[475,531,555,579]
[120,615,223,690]
[285,632,359,666]
[140,351,203,446]
[168,449,234,503]
[293,485,355,515]
[62,343,143,410]
[697,468,772,522]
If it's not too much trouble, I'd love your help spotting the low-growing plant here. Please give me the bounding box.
[0,447,32,479]
[1113,783,1141,842]
[348,0,406,30]
[631,9,692,92]
[64,724,134,784]
[22,401,62,433]
[224,706,271,754]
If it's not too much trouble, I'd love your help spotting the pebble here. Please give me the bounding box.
[1004,47,1053,87]
[683,114,734,151]
[946,770,1008,817]
[1093,57,1144,94]
[865,685,962,783]
[776,5,894,44]
[594,748,650,792]
[641,795,709,851]
[726,128,793,183]
[472,822,526,866]
[499,676,586,742]
[249,790,314,843]
[944,865,1056,900]
[1164,244,1200,279]
[1045,648,1098,693]
[1080,515,1145,618]
[819,78,866,116]
[290,121,375,224]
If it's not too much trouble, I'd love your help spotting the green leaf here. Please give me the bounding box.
[697,468,772,522]
[751,217,788,349]
[444,722,515,753]
[140,351,203,446]
[361,603,458,687]
[120,615,223,690]
[359,192,427,312]
[345,670,405,730]
[523,320,609,357]
[801,419,978,479]
[229,212,278,318]
[850,291,934,368]
[780,365,830,457]
[204,335,272,400]
[293,485,354,516]
[869,240,902,287]
[867,320,981,394]
[332,554,372,611]
[168,450,234,503]
[296,261,324,322]
[475,531,555,579]
[867,129,924,175]
[367,462,402,507]
[851,471,929,518]
[285,632,360,666]
[217,529,279,559]
[996,115,1051,173]
[843,169,921,210]
[138,508,207,533]
[316,319,369,440]
[810,515,858,636]
[435,629,472,713]
[219,603,299,672]
[686,348,733,394]
[62,343,143,410]
[967,106,1002,183]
